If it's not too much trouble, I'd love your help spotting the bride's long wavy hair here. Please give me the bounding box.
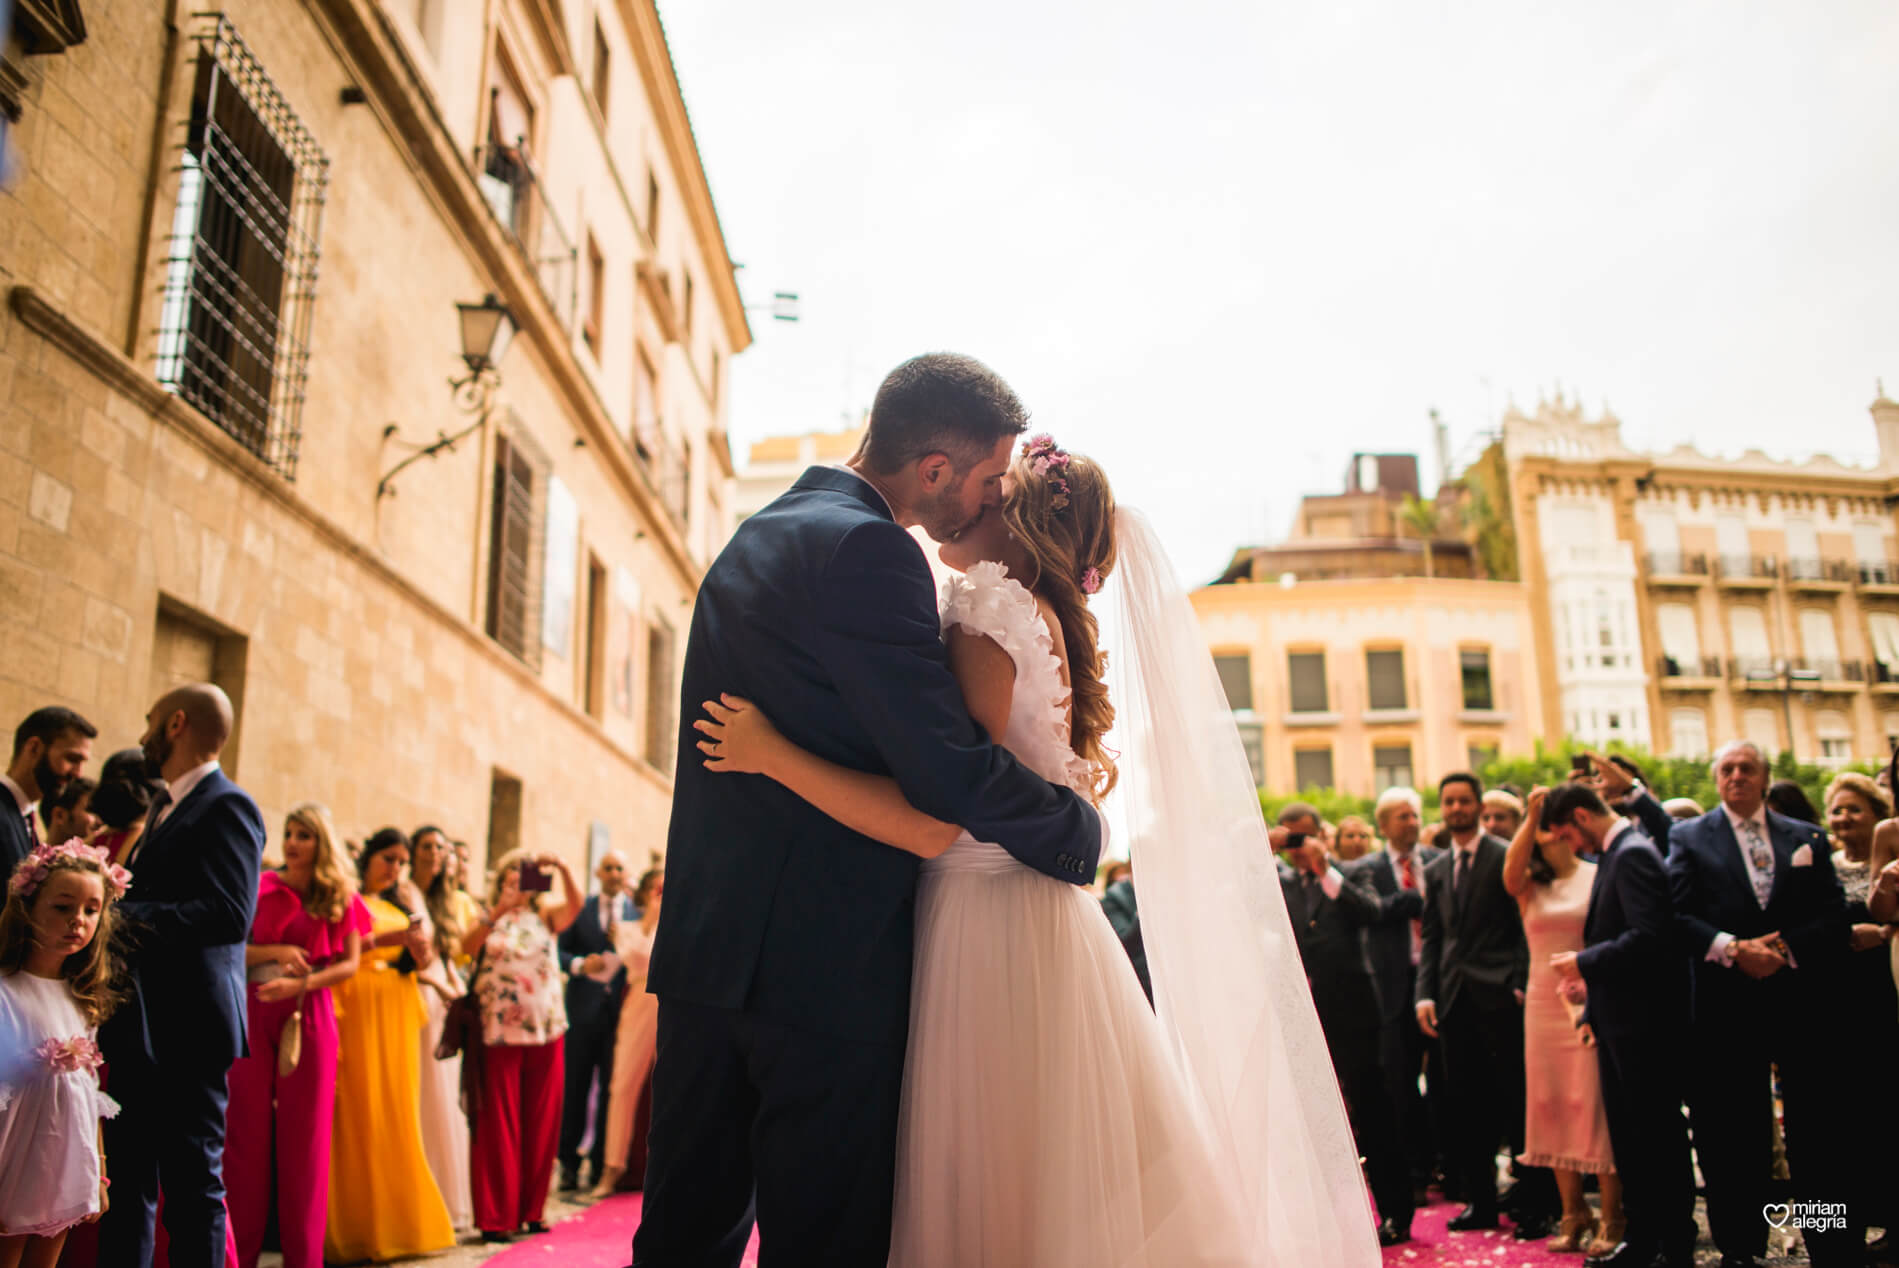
[999,445,1118,802]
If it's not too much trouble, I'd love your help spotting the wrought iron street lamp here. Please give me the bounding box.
[378,295,518,502]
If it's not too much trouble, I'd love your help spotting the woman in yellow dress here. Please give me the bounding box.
[325,830,457,1262]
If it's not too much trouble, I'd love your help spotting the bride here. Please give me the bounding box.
[695,435,1378,1267]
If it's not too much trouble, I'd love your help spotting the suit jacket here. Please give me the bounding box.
[647,467,1104,1046]
[102,768,266,1068]
[559,892,635,1029]
[1351,845,1441,1026]
[1666,805,1846,1030]
[1618,788,1677,858]
[1099,879,1150,1003]
[1280,860,1382,1049]
[1415,834,1530,1021]
[1576,821,1688,1045]
[0,798,33,880]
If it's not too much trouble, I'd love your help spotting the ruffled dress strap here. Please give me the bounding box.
[939,561,1094,793]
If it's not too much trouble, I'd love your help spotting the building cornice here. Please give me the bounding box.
[616,0,752,355]
[9,284,676,800]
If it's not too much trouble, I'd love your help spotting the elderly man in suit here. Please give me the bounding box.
[557,848,636,1191]
[1354,786,1443,1196]
[1277,803,1411,1245]
[0,705,96,875]
[1667,740,1853,1268]
[1543,783,1698,1268]
[1415,772,1554,1238]
[99,683,265,1268]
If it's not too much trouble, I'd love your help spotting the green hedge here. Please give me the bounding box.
[1258,739,1882,826]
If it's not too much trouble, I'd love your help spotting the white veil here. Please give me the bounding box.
[1099,508,1381,1266]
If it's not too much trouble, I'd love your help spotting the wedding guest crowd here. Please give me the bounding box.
[0,689,667,1268]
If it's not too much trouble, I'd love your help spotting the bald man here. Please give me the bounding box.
[99,683,266,1268]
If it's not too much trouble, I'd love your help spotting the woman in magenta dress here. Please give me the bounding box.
[1502,786,1621,1255]
[224,804,368,1268]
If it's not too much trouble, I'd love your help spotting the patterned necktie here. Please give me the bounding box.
[603,894,618,934]
[1739,818,1774,907]
[1398,854,1422,963]
[24,808,40,848]
[1299,872,1320,928]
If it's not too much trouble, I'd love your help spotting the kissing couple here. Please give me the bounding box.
[630,355,1381,1267]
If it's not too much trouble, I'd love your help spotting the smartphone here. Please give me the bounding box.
[518,861,553,893]
[1570,754,1592,778]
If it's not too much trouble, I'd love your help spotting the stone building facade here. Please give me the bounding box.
[0,0,749,872]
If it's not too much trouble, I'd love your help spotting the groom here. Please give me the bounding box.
[635,354,1106,1267]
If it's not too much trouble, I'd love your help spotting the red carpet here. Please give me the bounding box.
[481,1193,759,1267]
[1389,1200,1597,1268]
[484,1193,1576,1266]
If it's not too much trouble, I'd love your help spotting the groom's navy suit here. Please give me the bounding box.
[1574,820,1696,1265]
[99,765,265,1268]
[637,466,1103,1267]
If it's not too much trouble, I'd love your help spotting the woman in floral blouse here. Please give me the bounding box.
[461,848,582,1244]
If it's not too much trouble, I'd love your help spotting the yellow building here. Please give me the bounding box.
[0,0,749,868]
[1503,394,1899,766]
[1194,454,1545,796]
[735,423,866,522]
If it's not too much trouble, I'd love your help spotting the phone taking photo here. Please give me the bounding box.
[1570,753,1592,778]
[518,861,553,893]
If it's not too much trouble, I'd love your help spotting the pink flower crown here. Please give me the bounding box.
[1020,434,1105,597]
[9,838,132,901]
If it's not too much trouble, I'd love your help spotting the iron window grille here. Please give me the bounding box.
[155,14,327,480]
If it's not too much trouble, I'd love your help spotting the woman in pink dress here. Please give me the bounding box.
[1502,786,1621,1255]
[225,803,368,1268]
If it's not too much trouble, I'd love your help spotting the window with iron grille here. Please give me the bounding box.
[486,427,546,668]
[645,613,677,773]
[1366,649,1407,710]
[155,15,327,480]
[1460,649,1493,711]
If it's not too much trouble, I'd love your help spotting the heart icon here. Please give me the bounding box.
[1763,1203,1791,1227]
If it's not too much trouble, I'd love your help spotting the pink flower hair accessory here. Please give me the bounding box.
[8,838,132,901]
[1021,433,1073,512]
[1080,566,1103,596]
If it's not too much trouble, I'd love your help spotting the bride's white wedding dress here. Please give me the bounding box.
[888,561,1255,1267]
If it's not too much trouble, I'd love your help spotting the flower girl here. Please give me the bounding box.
[0,840,129,1267]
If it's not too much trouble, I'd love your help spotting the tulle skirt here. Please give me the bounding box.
[890,839,1256,1268]
[419,980,474,1230]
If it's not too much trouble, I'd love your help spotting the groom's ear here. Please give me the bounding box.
[914,452,952,490]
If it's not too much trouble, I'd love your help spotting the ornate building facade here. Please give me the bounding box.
[0,0,749,868]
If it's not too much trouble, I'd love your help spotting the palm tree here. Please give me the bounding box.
[1399,494,1438,578]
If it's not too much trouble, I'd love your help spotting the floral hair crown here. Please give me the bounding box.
[1021,434,1106,597]
[9,838,132,902]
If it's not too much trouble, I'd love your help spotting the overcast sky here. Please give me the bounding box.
[661,0,1899,584]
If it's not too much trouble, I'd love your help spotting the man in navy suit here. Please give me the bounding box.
[1276,804,1411,1245]
[99,683,265,1268]
[1415,772,1552,1237]
[1542,783,1698,1268]
[634,355,1105,1268]
[0,704,96,876]
[1352,786,1444,1195]
[1666,740,1853,1268]
[557,848,635,1190]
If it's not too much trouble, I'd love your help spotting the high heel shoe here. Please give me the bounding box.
[589,1164,626,1200]
[1584,1217,1626,1259]
[1548,1213,1599,1253]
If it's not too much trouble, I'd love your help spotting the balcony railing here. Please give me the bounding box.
[474,137,577,329]
[1716,554,1778,582]
[1730,657,1866,685]
[1860,560,1899,586]
[1792,657,1864,682]
[1645,551,1710,578]
[1871,659,1899,685]
[1656,654,1723,680]
[1784,557,1856,584]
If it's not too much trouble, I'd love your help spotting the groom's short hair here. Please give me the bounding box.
[860,353,1030,475]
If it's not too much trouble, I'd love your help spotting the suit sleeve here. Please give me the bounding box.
[116,792,265,947]
[1667,828,1722,956]
[1416,861,1443,1006]
[813,521,1101,885]
[556,900,589,975]
[1333,868,1380,926]
[1576,845,1671,983]
[1782,823,1848,968]
[1624,790,1676,857]
[1358,863,1423,925]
